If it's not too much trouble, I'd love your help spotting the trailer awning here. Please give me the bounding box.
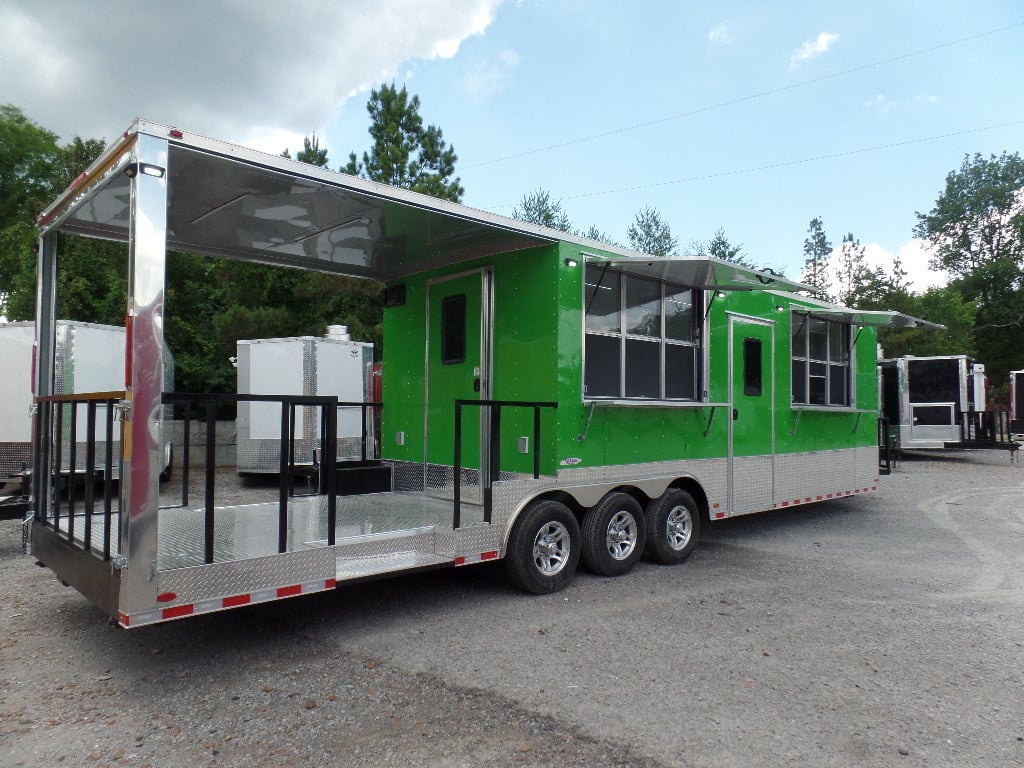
[597,256,811,293]
[806,309,945,330]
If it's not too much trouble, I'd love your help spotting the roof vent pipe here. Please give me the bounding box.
[326,324,351,341]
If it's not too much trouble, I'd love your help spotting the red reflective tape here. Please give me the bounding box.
[118,613,130,627]
[325,579,336,589]
[169,128,183,138]
[157,592,177,603]
[815,496,823,501]
[162,604,194,620]
[805,497,812,503]
[277,584,302,598]
[780,501,789,507]
[715,511,725,518]
[454,556,466,566]
[481,551,499,561]
[69,171,88,192]
[223,594,251,608]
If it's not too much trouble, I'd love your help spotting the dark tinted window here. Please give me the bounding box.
[743,338,762,396]
[441,294,466,364]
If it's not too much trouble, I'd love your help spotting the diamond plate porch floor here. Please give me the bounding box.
[50,491,484,571]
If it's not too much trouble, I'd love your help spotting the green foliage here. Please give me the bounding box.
[689,227,755,267]
[0,104,59,225]
[800,217,831,298]
[343,83,463,202]
[512,188,572,231]
[833,233,875,306]
[914,152,1024,277]
[296,134,329,167]
[874,285,977,358]
[627,206,678,257]
[913,152,1024,383]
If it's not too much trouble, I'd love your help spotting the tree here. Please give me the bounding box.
[627,206,678,257]
[833,232,877,306]
[0,104,59,226]
[800,217,831,298]
[579,224,614,244]
[343,83,463,202]
[689,228,765,270]
[512,188,573,232]
[296,133,329,167]
[915,152,1024,277]
[914,152,1024,383]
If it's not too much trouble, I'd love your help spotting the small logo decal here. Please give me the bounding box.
[559,457,582,466]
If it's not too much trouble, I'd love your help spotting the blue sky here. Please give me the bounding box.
[3,0,1022,291]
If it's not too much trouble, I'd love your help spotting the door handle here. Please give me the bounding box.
[733,408,738,420]
[473,378,481,393]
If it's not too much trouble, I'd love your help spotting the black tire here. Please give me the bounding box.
[505,500,581,594]
[644,488,701,564]
[581,493,646,576]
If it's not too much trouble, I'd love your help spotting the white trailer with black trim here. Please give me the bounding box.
[878,354,1014,450]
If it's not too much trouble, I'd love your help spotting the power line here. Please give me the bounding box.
[484,119,1024,209]
[464,20,1024,170]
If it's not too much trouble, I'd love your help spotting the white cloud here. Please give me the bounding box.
[0,0,504,149]
[708,24,733,45]
[865,94,898,113]
[864,240,948,292]
[464,47,522,100]
[915,93,939,104]
[790,31,840,68]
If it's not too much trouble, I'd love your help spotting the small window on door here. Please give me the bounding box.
[441,294,467,364]
[743,337,762,396]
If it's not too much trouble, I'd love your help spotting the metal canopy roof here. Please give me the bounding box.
[36,119,808,291]
[807,308,946,330]
[598,256,811,292]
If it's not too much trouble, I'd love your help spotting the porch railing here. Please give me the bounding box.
[453,399,557,527]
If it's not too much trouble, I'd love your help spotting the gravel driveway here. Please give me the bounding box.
[1,450,1022,767]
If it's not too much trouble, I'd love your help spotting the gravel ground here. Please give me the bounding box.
[1,451,1023,767]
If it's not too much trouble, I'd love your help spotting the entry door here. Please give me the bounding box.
[425,269,491,500]
[729,316,775,514]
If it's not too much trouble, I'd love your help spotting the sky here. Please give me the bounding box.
[2,0,1022,293]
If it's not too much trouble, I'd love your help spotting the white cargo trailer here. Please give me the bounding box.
[236,327,374,474]
[1,321,127,484]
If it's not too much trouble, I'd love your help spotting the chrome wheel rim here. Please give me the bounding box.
[533,521,571,576]
[605,510,638,560]
[666,505,692,551]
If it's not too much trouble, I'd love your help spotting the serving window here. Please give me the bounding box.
[584,264,699,401]
[791,311,851,406]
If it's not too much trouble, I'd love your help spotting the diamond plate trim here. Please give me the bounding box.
[158,546,335,605]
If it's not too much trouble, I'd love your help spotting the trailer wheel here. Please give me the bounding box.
[644,488,701,564]
[505,500,581,594]
[581,493,646,576]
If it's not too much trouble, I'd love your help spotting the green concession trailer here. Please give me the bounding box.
[28,120,933,627]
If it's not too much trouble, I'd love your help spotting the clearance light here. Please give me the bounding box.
[564,258,579,268]
[123,162,166,179]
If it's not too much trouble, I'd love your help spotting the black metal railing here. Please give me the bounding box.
[33,392,122,560]
[877,416,895,475]
[164,394,380,562]
[453,400,557,527]
[958,409,1015,448]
